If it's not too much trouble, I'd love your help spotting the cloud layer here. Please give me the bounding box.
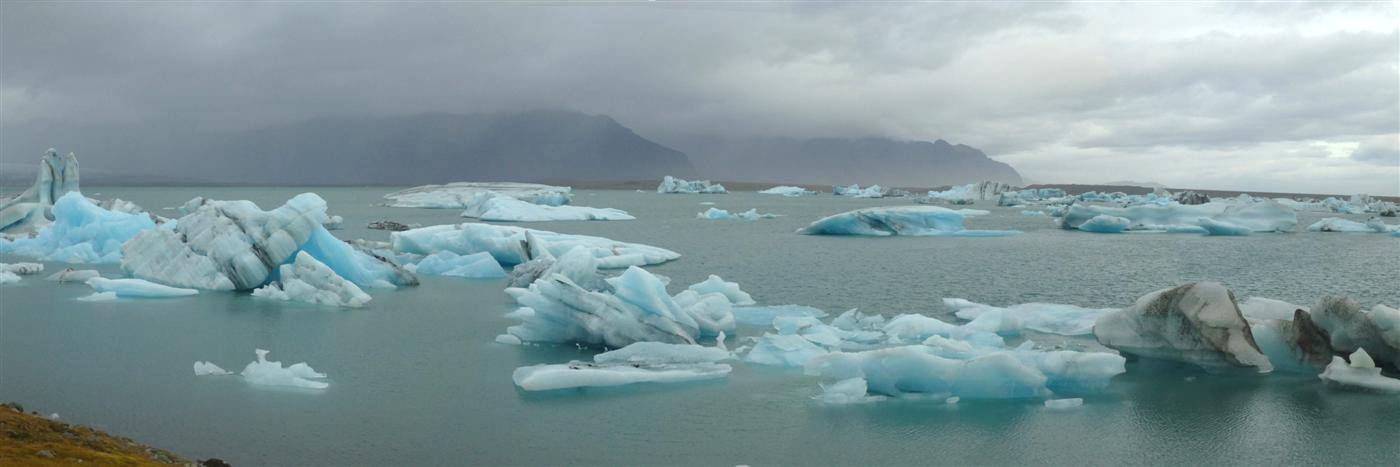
[2,2,1396,194]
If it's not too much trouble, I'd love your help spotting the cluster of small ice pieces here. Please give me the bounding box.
[757,186,816,197]
[799,206,1019,237]
[657,176,728,194]
[460,191,633,222]
[697,207,777,221]
[383,182,572,208]
[195,349,329,389]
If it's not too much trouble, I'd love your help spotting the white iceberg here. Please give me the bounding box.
[758,186,815,197]
[76,292,117,301]
[1044,398,1084,409]
[1093,282,1273,373]
[657,176,727,194]
[0,270,19,285]
[0,192,156,263]
[193,361,232,376]
[833,184,884,198]
[922,182,1016,204]
[943,298,1114,336]
[685,275,756,306]
[86,277,198,298]
[460,191,633,222]
[799,206,1019,237]
[672,290,736,337]
[1318,349,1400,393]
[384,182,572,208]
[239,349,329,389]
[251,251,372,308]
[0,148,81,232]
[697,207,776,220]
[392,223,679,268]
[512,361,731,391]
[408,251,506,279]
[805,346,1124,400]
[1307,217,1396,233]
[1,262,43,275]
[45,268,101,283]
[1061,201,1296,233]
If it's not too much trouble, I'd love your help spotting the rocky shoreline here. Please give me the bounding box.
[0,402,228,466]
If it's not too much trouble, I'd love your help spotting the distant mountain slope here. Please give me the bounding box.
[0,110,697,185]
[662,135,1023,187]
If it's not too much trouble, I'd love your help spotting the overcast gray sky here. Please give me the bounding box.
[2,2,1397,194]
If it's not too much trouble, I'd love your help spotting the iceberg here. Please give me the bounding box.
[512,361,731,391]
[86,277,198,298]
[1,262,43,275]
[238,349,329,389]
[733,305,828,326]
[1307,217,1396,233]
[1198,218,1251,236]
[384,182,572,208]
[0,148,81,232]
[657,176,727,194]
[922,181,1017,204]
[1077,215,1130,233]
[504,266,700,348]
[367,220,414,231]
[1318,349,1400,393]
[1173,191,1210,205]
[833,184,884,198]
[672,290,736,337]
[251,251,372,308]
[76,292,117,301]
[460,191,633,222]
[799,206,1019,237]
[0,192,157,263]
[391,223,679,268]
[193,361,232,376]
[1093,282,1273,372]
[1308,298,1399,371]
[407,251,506,279]
[296,227,418,289]
[1021,210,1048,216]
[745,333,831,367]
[804,346,1124,400]
[1061,201,1296,233]
[1044,398,1084,409]
[697,208,777,220]
[1249,309,1337,373]
[943,298,1114,337]
[686,275,756,306]
[758,186,816,197]
[0,270,19,285]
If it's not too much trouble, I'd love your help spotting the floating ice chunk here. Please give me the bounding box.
[322,215,344,230]
[1308,217,1396,233]
[0,270,21,284]
[86,277,198,298]
[409,251,506,279]
[799,206,1019,237]
[1044,398,1084,409]
[1077,215,1130,233]
[686,275,756,306]
[252,251,371,308]
[1,262,43,275]
[512,361,731,391]
[0,149,81,232]
[1198,218,1251,236]
[697,207,776,220]
[1318,349,1400,393]
[1308,298,1399,371]
[1021,210,1048,216]
[833,184,885,198]
[830,309,886,331]
[506,244,607,290]
[461,191,633,221]
[883,314,961,344]
[239,349,328,389]
[944,298,1114,337]
[744,334,830,367]
[495,334,522,345]
[758,186,815,197]
[817,377,885,404]
[0,192,156,263]
[384,182,572,208]
[1061,201,1296,233]
[1093,282,1273,372]
[505,267,699,348]
[594,342,730,365]
[193,361,232,376]
[733,305,828,326]
[121,193,329,290]
[45,268,100,283]
[658,176,727,194]
[392,223,679,268]
[76,292,117,301]
[672,290,736,337]
[806,347,1049,399]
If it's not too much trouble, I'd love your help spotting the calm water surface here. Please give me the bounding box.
[3,187,1398,465]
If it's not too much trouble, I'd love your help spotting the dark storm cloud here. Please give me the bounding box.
[1,1,1396,194]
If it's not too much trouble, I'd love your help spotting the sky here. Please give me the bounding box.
[2,1,1397,195]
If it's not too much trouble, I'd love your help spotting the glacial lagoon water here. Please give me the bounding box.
[2,187,1399,465]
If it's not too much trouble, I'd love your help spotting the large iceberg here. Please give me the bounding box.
[922,181,1017,204]
[1060,201,1297,233]
[252,251,372,307]
[1093,282,1273,373]
[391,223,680,268]
[833,184,885,198]
[0,148,81,232]
[798,206,1019,237]
[1307,217,1397,233]
[122,193,415,291]
[383,182,572,208]
[758,186,815,197]
[0,192,156,263]
[86,277,198,298]
[657,176,727,194]
[460,191,633,222]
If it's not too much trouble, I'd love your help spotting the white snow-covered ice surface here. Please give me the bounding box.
[2,186,1397,466]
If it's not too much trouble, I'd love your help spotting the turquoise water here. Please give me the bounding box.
[3,187,1399,465]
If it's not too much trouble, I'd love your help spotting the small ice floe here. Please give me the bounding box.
[195,349,329,390]
[86,277,198,298]
[1044,398,1084,409]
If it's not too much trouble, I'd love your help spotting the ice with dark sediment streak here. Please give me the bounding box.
[798,206,1019,237]
[504,266,700,348]
[252,251,373,307]
[1318,349,1400,393]
[392,222,679,268]
[384,182,572,208]
[0,148,81,233]
[1093,282,1274,373]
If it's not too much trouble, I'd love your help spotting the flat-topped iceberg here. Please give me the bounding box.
[758,186,815,197]
[252,252,372,307]
[1093,282,1273,373]
[657,176,727,194]
[0,148,81,232]
[460,191,632,222]
[513,340,733,392]
[123,193,415,291]
[0,192,157,263]
[697,208,776,221]
[799,206,1019,237]
[1061,201,1297,233]
[86,277,198,298]
[384,182,572,208]
[392,223,679,268]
